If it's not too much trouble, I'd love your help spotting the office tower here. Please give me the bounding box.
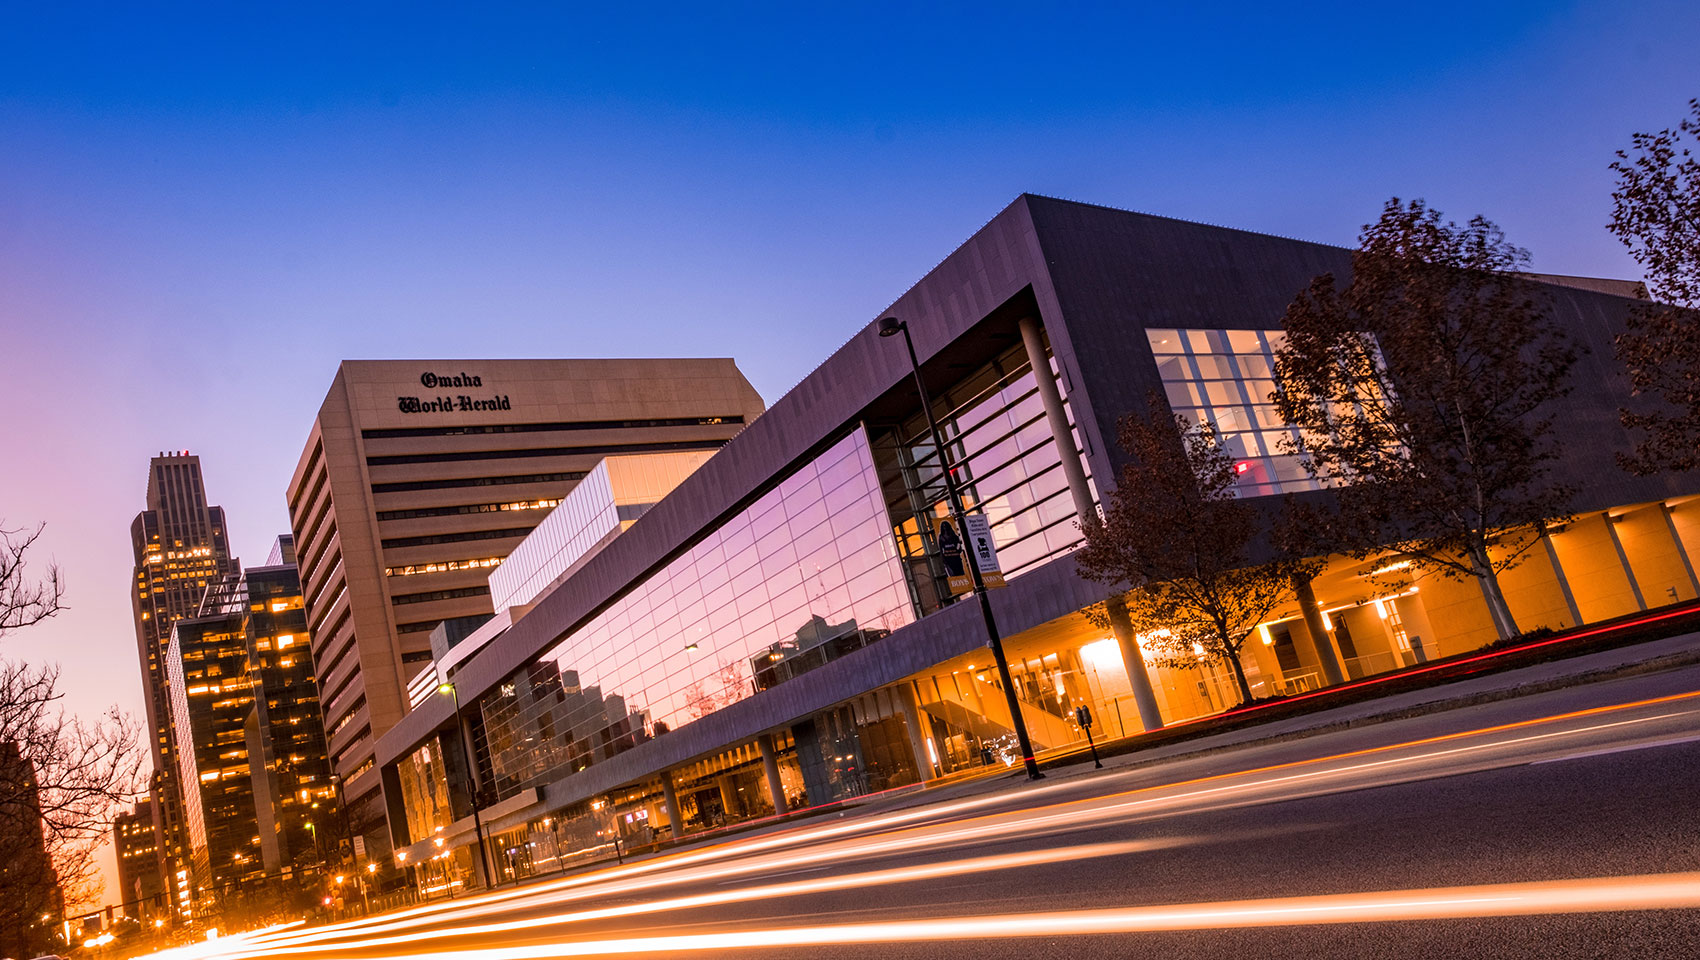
[130,451,239,917]
[167,577,262,912]
[286,360,764,859]
[166,544,338,916]
[241,544,338,887]
[113,799,166,914]
[0,741,64,959]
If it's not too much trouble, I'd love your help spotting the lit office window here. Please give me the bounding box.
[1146,328,1320,498]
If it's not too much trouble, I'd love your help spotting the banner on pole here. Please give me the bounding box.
[932,513,1005,594]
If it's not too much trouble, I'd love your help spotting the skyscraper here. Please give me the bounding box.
[286,359,764,855]
[165,540,339,918]
[113,799,166,915]
[130,452,239,919]
[0,741,64,959]
[167,577,262,912]
[239,541,338,889]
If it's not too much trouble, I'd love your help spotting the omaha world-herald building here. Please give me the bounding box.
[373,196,1700,891]
[286,359,764,855]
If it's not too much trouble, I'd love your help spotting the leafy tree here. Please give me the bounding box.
[1272,200,1580,641]
[1609,98,1700,474]
[1076,404,1316,706]
[0,522,145,956]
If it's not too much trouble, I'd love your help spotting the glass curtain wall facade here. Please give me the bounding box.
[873,342,1096,616]
[166,609,265,910]
[473,429,914,804]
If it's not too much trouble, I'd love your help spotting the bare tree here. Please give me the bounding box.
[1,523,65,633]
[0,520,145,950]
[1272,200,1580,641]
[1076,404,1317,706]
[1609,98,1700,474]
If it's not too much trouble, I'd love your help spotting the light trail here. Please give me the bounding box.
[155,687,1700,959]
[248,871,1700,958]
[201,840,1182,959]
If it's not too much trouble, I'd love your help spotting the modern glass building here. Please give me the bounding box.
[164,542,340,919]
[373,195,1699,894]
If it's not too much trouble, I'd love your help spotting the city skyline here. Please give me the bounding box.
[3,0,1700,923]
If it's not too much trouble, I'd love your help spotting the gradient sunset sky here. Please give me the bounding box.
[2,2,1698,901]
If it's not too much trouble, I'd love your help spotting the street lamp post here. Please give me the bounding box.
[438,681,495,889]
[879,316,1044,781]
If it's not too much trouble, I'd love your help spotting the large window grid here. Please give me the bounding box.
[473,429,913,802]
[1147,328,1321,498]
[876,345,1097,615]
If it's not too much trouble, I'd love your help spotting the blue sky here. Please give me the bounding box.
[1,0,1697,900]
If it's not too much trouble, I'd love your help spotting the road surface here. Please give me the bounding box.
[141,664,1700,959]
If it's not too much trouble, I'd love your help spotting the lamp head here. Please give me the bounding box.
[437,682,454,696]
[878,316,905,338]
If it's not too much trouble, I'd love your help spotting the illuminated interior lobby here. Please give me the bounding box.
[371,195,1697,896]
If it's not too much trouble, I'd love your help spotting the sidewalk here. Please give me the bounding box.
[849,626,1700,817]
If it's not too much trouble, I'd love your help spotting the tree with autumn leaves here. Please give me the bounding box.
[1272,200,1580,642]
[1610,98,1700,475]
[1076,405,1316,706]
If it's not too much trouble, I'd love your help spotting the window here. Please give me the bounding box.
[390,585,491,606]
[1146,328,1320,498]
[365,439,727,467]
[361,415,744,440]
[381,527,534,550]
[371,471,586,495]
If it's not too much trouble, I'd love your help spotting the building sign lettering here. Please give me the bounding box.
[421,371,483,389]
[397,394,512,413]
[398,371,508,413]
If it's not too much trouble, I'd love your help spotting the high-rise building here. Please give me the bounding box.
[113,799,166,914]
[130,452,239,916]
[165,543,338,917]
[286,359,764,855]
[0,741,63,959]
[167,579,262,912]
[240,545,338,888]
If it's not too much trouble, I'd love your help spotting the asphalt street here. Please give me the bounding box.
[145,664,1700,960]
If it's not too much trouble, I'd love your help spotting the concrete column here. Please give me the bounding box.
[1020,317,1162,730]
[1292,577,1345,686]
[895,683,938,779]
[659,772,685,841]
[1605,513,1648,611]
[1540,531,1584,627]
[1017,316,1096,523]
[1104,599,1164,732]
[757,734,789,816]
[1660,503,1700,595]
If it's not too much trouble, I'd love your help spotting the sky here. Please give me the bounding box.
[2,1,1698,906]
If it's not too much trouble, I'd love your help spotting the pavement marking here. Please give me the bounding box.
[723,865,832,883]
[1529,731,1700,765]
